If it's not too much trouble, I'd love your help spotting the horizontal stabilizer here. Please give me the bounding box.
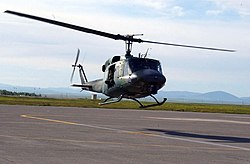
[71,84,92,89]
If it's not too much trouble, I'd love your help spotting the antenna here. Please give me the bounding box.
[143,48,151,58]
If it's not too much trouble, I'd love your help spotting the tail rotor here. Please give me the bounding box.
[70,49,80,83]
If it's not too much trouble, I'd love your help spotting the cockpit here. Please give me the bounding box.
[128,57,162,73]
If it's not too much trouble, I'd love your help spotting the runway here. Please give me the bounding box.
[0,105,250,164]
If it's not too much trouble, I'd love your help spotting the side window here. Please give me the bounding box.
[118,63,124,77]
[123,61,131,76]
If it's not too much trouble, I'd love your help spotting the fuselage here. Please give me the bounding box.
[100,55,166,98]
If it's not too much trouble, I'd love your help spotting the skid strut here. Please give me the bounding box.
[99,94,167,108]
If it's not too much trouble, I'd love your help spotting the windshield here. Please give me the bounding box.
[129,58,162,73]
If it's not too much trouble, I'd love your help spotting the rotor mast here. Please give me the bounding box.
[125,34,143,57]
[125,39,132,57]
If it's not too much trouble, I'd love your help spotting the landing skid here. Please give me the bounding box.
[99,95,124,105]
[99,94,167,108]
[133,95,167,108]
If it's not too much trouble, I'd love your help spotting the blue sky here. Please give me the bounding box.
[0,0,250,97]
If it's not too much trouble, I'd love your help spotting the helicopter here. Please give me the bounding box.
[4,10,235,108]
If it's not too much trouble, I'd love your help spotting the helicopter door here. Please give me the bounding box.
[105,64,115,88]
[123,60,131,76]
[115,62,123,78]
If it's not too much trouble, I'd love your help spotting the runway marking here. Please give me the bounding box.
[21,114,130,132]
[0,121,56,125]
[0,134,233,152]
[144,117,250,125]
[224,116,250,119]
[21,114,250,151]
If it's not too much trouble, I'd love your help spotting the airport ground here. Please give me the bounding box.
[0,96,250,114]
[0,104,250,164]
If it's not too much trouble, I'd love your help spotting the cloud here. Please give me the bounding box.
[171,6,185,17]
[208,0,250,17]
[206,9,223,16]
[132,0,169,10]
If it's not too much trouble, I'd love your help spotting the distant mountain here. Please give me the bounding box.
[241,97,250,100]
[0,83,16,91]
[0,83,93,98]
[157,90,248,105]
[197,91,240,101]
[0,83,249,105]
[240,97,250,105]
[157,91,200,98]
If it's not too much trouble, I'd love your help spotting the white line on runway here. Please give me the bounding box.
[223,116,250,119]
[144,117,250,125]
[21,114,250,151]
[146,133,250,151]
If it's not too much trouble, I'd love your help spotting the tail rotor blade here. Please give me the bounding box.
[70,67,76,83]
[75,49,80,65]
[70,49,80,83]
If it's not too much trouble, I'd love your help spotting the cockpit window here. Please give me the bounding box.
[129,58,162,73]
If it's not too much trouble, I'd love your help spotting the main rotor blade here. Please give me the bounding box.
[5,10,235,52]
[142,40,235,52]
[4,10,126,41]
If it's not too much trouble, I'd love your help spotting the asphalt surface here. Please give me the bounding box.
[0,104,250,164]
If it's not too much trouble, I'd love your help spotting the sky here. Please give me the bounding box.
[0,0,249,97]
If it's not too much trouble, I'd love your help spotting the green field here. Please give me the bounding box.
[0,96,250,114]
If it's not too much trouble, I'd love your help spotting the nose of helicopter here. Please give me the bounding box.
[137,69,166,85]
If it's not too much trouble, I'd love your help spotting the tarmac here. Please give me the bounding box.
[0,104,250,164]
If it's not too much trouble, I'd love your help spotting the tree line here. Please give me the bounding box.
[0,90,41,97]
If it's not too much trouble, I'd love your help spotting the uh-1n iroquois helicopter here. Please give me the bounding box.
[5,10,235,108]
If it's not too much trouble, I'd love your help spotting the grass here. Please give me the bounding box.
[0,96,250,114]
